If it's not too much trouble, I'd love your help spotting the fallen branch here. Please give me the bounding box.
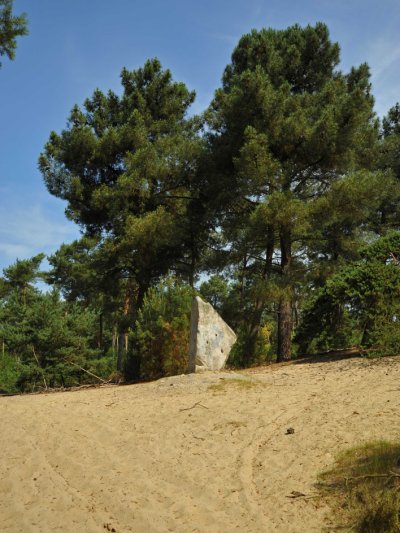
[32,345,47,391]
[286,491,319,500]
[179,401,209,412]
[64,360,107,383]
[345,472,400,482]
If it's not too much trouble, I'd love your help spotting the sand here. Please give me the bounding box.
[1,355,400,532]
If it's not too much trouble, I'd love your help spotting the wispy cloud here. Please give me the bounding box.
[366,32,400,117]
[0,203,79,269]
[368,39,400,80]
[211,32,240,46]
[0,243,32,259]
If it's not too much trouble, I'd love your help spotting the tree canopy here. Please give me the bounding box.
[205,22,392,361]
[39,59,204,290]
[2,21,400,392]
[0,0,27,66]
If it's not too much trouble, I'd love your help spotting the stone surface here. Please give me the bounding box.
[187,296,237,372]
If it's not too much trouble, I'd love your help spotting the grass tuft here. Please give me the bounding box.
[318,441,400,532]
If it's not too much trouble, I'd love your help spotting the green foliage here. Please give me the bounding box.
[40,60,208,375]
[0,288,105,391]
[0,0,28,66]
[19,24,400,383]
[2,253,45,304]
[46,238,101,303]
[0,352,24,393]
[39,59,203,292]
[296,233,400,354]
[382,103,400,138]
[0,254,113,392]
[374,103,400,232]
[131,276,194,379]
[228,323,274,368]
[206,22,382,361]
[200,275,229,312]
[368,320,400,358]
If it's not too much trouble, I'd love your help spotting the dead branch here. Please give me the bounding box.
[64,359,107,383]
[179,401,209,412]
[286,491,319,500]
[32,345,47,390]
[345,472,400,482]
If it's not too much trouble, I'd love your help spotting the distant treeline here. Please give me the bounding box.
[2,23,400,392]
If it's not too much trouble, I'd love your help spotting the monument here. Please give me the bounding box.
[187,296,237,372]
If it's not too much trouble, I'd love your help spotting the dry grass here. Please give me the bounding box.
[208,377,260,393]
[318,441,400,532]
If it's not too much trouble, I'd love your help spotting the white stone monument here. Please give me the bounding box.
[187,296,237,372]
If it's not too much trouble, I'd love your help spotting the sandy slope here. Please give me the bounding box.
[1,355,400,533]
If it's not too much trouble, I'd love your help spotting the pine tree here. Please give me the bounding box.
[207,23,387,361]
[0,0,28,66]
[39,59,203,369]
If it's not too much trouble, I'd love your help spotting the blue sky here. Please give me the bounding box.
[0,0,399,274]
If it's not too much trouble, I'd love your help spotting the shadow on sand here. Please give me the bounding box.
[294,347,362,365]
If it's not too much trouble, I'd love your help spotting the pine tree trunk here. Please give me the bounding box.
[125,279,149,379]
[116,279,136,372]
[117,334,125,372]
[98,312,103,349]
[245,228,274,361]
[361,317,375,347]
[245,300,263,364]
[239,255,247,309]
[277,296,292,361]
[189,244,197,288]
[277,228,292,362]
[112,326,117,357]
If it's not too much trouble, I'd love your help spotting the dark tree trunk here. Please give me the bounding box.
[361,317,375,347]
[245,300,264,361]
[98,312,103,349]
[245,227,274,361]
[189,250,196,288]
[124,278,149,379]
[277,228,292,362]
[112,325,117,357]
[277,296,292,361]
[117,278,138,372]
[116,334,125,372]
[239,255,247,310]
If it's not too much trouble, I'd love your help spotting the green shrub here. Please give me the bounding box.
[227,322,274,368]
[367,320,400,357]
[131,276,194,380]
[0,353,24,393]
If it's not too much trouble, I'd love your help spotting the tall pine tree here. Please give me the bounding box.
[207,23,387,361]
[39,59,203,369]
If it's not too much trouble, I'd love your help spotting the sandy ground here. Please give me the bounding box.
[1,355,400,533]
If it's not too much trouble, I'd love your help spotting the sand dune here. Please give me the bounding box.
[1,355,400,532]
